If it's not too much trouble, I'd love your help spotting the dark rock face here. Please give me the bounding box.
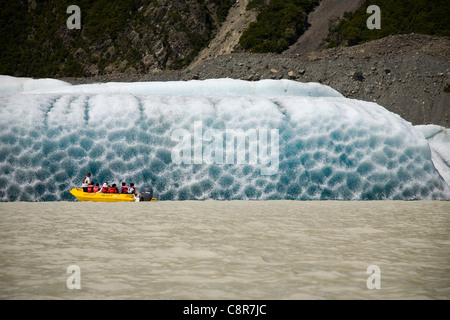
[0,0,234,76]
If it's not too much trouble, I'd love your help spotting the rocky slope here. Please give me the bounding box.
[187,0,258,69]
[284,0,365,55]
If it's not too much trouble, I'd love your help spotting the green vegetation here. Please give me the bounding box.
[325,0,450,47]
[0,0,143,77]
[239,0,320,53]
[82,0,142,41]
[0,0,235,77]
[211,0,235,24]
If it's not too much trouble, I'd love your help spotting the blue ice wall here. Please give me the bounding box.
[0,77,449,201]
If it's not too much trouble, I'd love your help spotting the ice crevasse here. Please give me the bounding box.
[0,76,449,201]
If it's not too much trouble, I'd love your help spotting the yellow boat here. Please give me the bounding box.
[70,188,157,202]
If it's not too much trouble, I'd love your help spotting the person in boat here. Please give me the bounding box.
[87,181,95,193]
[121,182,128,194]
[108,183,119,193]
[82,172,92,192]
[128,183,136,194]
[101,183,109,193]
[93,183,100,193]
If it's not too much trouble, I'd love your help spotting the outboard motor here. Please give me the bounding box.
[139,188,154,201]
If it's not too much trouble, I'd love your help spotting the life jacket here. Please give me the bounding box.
[93,186,100,193]
[108,188,118,193]
[82,177,88,188]
[128,187,136,194]
[87,185,94,192]
[121,186,128,193]
[102,186,109,193]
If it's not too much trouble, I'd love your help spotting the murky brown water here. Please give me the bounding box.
[0,201,449,299]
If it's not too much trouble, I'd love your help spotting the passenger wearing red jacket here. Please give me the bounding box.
[121,182,128,194]
[108,184,119,193]
[101,183,109,193]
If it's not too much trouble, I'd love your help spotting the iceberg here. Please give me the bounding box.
[0,75,71,95]
[0,76,448,201]
[415,125,450,187]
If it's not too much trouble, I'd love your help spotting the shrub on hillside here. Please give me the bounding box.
[240,0,320,53]
[325,0,450,48]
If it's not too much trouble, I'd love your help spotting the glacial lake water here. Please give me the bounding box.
[0,200,449,300]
